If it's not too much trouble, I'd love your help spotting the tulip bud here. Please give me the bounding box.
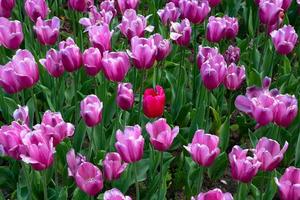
[0,0,15,18]
[157,2,180,26]
[0,17,23,50]
[223,63,245,90]
[151,33,171,61]
[223,16,239,39]
[79,6,114,28]
[206,16,226,43]
[33,16,60,46]
[40,48,64,77]
[259,0,283,26]
[197,45,219,69]
[192,188,233,200]
[274,94,298,127]
[83,47,102,76]
[80,95,103,127]
[224,45,240,64]
[103,152,128,181]
[13,105,29,126]
[59,37,82,72]
[117,83,134,110]
[68,0,94,12]
[88,24,113,54]
[170,19,192,46]
[24,0,49,22]
[143,85,165,118]
[104,188,132,200]
[116,0,139,14]
[179,0,211,24]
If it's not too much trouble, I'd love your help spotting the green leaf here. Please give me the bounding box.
[218,117,230,151]
[73,119,87,152]
[208,152,228,180]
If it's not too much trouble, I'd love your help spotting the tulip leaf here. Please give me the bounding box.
[218,117,230,151]
[73,119,87,152]
[208,152,228,180]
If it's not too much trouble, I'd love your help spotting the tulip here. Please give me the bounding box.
[200,54,227,90]
[197,45,219,69]
[104,188,132,200]
[223,63,245,90]
[224,45,240,64]
[102,51,130,82]
[118,9,154,40]
[117,82,134,110]
[259,0,283,26]
[146,118,179,151]
[223,16,239,39]
[281,0,292,10]
[33,16,60,46]
[274,94,298,127]
[88,24,113,54]
[150,33,171,61]
[116,0,139,14]
[66,149,86,177]
[80,95,103,127]
[100,0,117,17]
[192,188,233,200]
[157,2,181,26]
[79,6,114,28]
[143,85,165,118]
[115,125,144,163]
[170,19,192,46]
[59,37,82,72]
[179,0,211,24]
[68,0,94,12]
[128,36,157,70]
[207,0,221,7]
[103,152,128,181]
[39,48,64,77]
[83,47,102,76]
[13,105,29,126]
[270,25,298,55]
[24,0,49,22]
[206,16,226,43]
[170,0,180,6]
[0,17,23,50]
[0,0,15,18]
[0,121,30,160]
[275,166,300,200]
[255,137,288,171]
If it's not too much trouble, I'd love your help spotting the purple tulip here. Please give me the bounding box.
[197,45,219,69]
[13,105,29,126]
[103,152,128,181]
[184,129,220,167]
[259,0,283,26]
[79,6,114,28]
[100,0,117,17]
[116,0,139,14]
[223,16,239,39]
[0,17,23,50]
[270,25,298,55]
[151,33,171,61]
[68,0,94,12]
[83,47,102,76]
[104,188,132,200]
[80,95,103,127]
[66,149,86,177]
[170,0,180,6]
[128,36,157,70]
[157,2,181,26]
[255,137,288,171]
[192,188,233,200]
[274,94,298,127]
[118,9,154,40]
[223,63,245,90]
[281,0,292,10]
[207,0,221,7]
[88,24,113,54]
[179,0,211,24]
[102,51,130,82]
[0,0,15,18]
[117,82,134,111]
[59,37,82,72]
[146,118,179,151]
[115,125,144,163]
[229,145,261,183]
[275,166,300,200]
[24,0,49,22]
[224,45,240,64]
[0,50,39,94]
[170,18,192,46]
[206,16,226,43]
[40,48,64,77]
[33,16,60,46]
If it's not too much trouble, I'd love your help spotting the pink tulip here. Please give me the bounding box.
[229,145,261,183]
[0,0,15,18]
[80,95,103,127]
[179,0,211,24]
[259,0,283,26]
[274,94,298,127]
[33,16,60,46]
[117,82,134,111]
[275,166,300,200]
[116,0,139,14]
[13,105,29,126]
[224,45,240,64]
[102,51,130,82]
[39,48,64,77]
[79,6,114,28]
[270,25,298,55]
[115,125,144,163]
[59,37,82,72]
[66,149,86,177]
[104,188,132,200]
[24,0,49,22]
[223,16,239,39]
[206,16,226,43]
[197,45,219,69]
[170,0,180,6]
[151,33,171,61]
[0,17,23,50]
[192,188,233,200]
[83,47,102,76]
[170,19,192,46]
[207,0,221,7]
[146,118,179,151]
[100,0,117,17]
[281,0,292,10]
[157,2,181,26]
[223,63,245,90]
[88,24,113,54]
[184,129,220,167]
[103,152,128,181]
[68,0,94,12]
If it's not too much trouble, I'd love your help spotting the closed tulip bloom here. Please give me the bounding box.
[103,152,128,181]
[68,0,94,12]
[143,85,165,118]
[197,45,219,69]
[0,0,15,18]
[270,25,298,55]
[224,45,240,64]
[281,0,292,10]
[151,34,171,61]
[224,63,245,90]
[259,0,283,26]
[170,19,192,46]
[115,125,144,163]
[59,37,82,72]
[146,118,179,151]
[0,17,23,50]
[192,188,233,200]
[179,0,211,24]
[102,51,130,82]
[24,0,49,22]
[274,94,298,127]
[206,16,226,43]
[40,48,64,77]
[185,129,220,167]
[207,0,221,7]
[33,16,60,46]
[80,95,103,127]
[128,36,157,70]
[66,149,86,177]
[83,47,102,76]
[229,145,261,183]
[157,2,181,26]
[255,137,288,171]
[116,0,139,13]
[13,105,29,126]
[117,82,134,110]
[223,16,239,39]
[88,24,113,54]
[79,6,114,28]
[100,0,117,17]
[275,166,300,200]
[104,188,132,200]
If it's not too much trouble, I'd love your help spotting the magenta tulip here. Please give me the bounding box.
[223,63,245,90]
[24,0,49,22]
[117,82,134,111]
[282,0,292,10]
[103,152,128,181]
[170,0,180,6]
[259,0,283,26]
[88,24,113,54]
[157,2,181,26]
[104,188,132,200]
[13,105,29,126]
[79,6,114,28]
[223,16,239,39]
[0,0,15,18]
[68,0,94,12]
[151,33,171,61]
[33,16,60,46]
[40,48,64,77]
[116,0,139,14]
[224,45,240,64]
[197,45,219,69]
[0,17,23,50]
[100,0,117,17]
[59,37,82,72]
[80,95,103,127]
[206,16,226,43]
[83,47,102,76]
[143,85,166,118]
[179,0,211,24]
[66,149,86,177]
[207,0,221,7]
[274,94,298,127]
[170,19,192,46]
[192,188,233,200]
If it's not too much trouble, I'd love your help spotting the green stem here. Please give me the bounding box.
[158,151,164,198]
[192,24,198,106]
[138,70,146,122]
[134,163,140,200]
[74,72,79,127]
[22,163,32,200]
[206,90,211,130]
[237,182,248,200]
[31,88,39,123]
[42,170,48,200]
[197,166,204,194]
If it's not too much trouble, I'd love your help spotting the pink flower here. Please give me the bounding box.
[68,0,94,12]
[143,85,166,118]
[223,16,239,39]
[66,149,86,177]
[40,48,64,77]
[13,105,29,126]
[157,2,181,26]
[179,0,211,24]
[104,188,132,200]
[103,152,128,181]
[170,18,192,46]
[100,0,117,17]
[0,17,23,50]
[197,45,219,69]
[206,16,226,43]
[83,47,102,76]
[0,0,15,18]
[24,0,49,22]
[151,33,171,61]
[88,23,113,54]
[274,94,298,127]
[192,188,233,200]
[33,16,60,46]
[80,95,103,127]
[223,63,245,90]
[116,0,139,14]
[79,6,114,28]
[207,0,221,8]
[259,0,283,26]
[117,82,134,111]
[224,45,240,64]
[59,37,82,72]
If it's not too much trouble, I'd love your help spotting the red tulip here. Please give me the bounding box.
[143,85,165,118]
